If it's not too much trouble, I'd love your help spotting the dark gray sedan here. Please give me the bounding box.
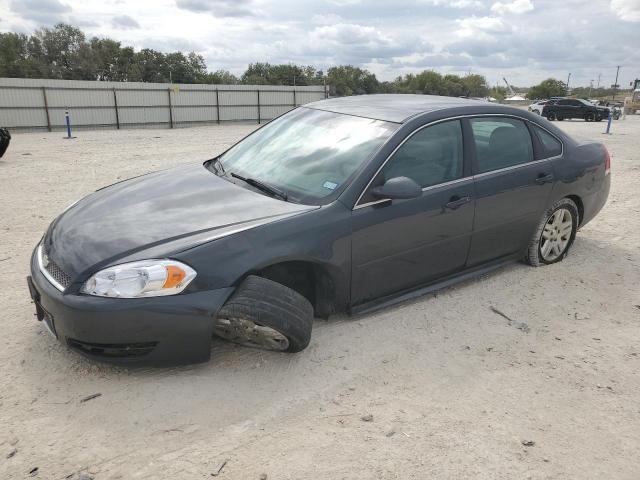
[28,95,611,365]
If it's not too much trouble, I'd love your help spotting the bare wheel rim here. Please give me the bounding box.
[213,317,290,351]
[540,207,573,262]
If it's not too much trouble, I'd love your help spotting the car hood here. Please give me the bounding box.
[44,163,316,279]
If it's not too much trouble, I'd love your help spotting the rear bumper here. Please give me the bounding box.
[29,250,234,366]
[580,173,611,228]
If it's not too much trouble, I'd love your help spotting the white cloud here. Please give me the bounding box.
[611,0,640,21]
[490,0,534,15]
[423,0,485,7]
[456,15,508,37]
[111,14,140,29]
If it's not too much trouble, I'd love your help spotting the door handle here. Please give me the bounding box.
[445,195,471,210]
[535,173,554,185]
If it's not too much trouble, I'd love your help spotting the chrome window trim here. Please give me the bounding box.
[472,157,555,179]
[37,244,65,292]
[352,113,564,210]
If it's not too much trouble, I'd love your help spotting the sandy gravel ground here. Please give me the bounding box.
[1,115,639,480]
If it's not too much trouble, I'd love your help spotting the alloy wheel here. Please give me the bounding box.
[539,208,573,262]
[214,317,290,351]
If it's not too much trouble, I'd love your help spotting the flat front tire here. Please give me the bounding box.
[214,275,313,352]
[524,198,579,267]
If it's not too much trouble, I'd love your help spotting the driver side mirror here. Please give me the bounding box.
[370,176,422,200]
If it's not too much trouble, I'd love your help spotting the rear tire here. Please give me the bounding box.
[214,275,313,353]
[524,198,579,267]
[585,112,595,122]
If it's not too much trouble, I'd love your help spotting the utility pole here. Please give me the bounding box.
[589,79,594,98]
[597,73,601,88]
[612,65,620,101]
[566,73,571,95]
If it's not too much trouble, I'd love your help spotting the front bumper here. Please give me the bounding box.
[29,250,234,366]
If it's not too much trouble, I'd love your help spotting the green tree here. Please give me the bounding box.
[326,65,378,96]
[199,69,239,84]
[489,85,508,101]
[527,78,567,100]
[32,23,95,79]
[129,49,166,82]
[241,63,323,86]
[460,74,489,97]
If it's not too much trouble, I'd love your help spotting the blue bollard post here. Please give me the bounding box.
[605,109,612,135]
[65,110,72,138]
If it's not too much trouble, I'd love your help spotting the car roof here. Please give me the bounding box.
[305,94,491,123]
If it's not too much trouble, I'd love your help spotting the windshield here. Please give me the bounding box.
[218,107,398,204]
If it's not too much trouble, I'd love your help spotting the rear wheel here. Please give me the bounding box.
[524,198,578,267]
[556,115,564,121]
[214,275,313,352]
[585,112,595,122]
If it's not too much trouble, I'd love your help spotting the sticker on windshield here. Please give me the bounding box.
[323,181,338,190]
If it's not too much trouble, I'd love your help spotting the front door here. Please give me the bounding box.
[351,120,475,305]
[466,116,554,266]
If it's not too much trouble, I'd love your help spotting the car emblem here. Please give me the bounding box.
[42,251,50,268]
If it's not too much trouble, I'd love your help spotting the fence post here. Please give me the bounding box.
[293,89,296,108]
[167,88,174,129]
[113,88,120,130]
[257,89,261,124]
[42,87,52,132]
[215,89,220,124]
[64,109,74,139]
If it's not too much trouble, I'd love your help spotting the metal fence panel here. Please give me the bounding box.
[0,78,326,132]
[0,107,47,129]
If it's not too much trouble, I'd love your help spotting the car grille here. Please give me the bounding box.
[45,258,72,289]
[39,245,72,290]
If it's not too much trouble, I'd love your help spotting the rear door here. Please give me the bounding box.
[555,99,574,119]
[466,116,554,266]
[351,119,474,304]
[571,99,588,118]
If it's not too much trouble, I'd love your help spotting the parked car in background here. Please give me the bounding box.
[0,128,10,158]
[27,95,611,366]
[528,100,554,115]
[542,98,609,122]
[591,100,621,120]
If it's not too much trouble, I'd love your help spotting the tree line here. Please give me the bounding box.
[0,23,493,97]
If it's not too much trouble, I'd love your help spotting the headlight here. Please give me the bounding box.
[82,259,196,298]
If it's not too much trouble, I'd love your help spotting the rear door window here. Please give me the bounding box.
[470,117,534,173]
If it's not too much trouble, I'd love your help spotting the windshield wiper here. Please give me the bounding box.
[230,172,288,201]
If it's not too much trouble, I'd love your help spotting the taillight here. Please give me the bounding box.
[604,146,611,175]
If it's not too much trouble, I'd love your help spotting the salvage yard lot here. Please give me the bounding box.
[1,116,639,479]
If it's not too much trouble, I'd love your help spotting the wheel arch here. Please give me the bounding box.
[247,259,346,318]
[565,194,584,226]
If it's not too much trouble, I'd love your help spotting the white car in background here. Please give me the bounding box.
[528,100,554,115]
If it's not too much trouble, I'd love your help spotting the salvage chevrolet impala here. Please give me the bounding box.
[27,95,611,365]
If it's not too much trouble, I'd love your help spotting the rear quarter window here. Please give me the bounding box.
[533,125,562,157]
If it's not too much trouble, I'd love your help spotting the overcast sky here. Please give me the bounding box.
[1,0,639,87]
